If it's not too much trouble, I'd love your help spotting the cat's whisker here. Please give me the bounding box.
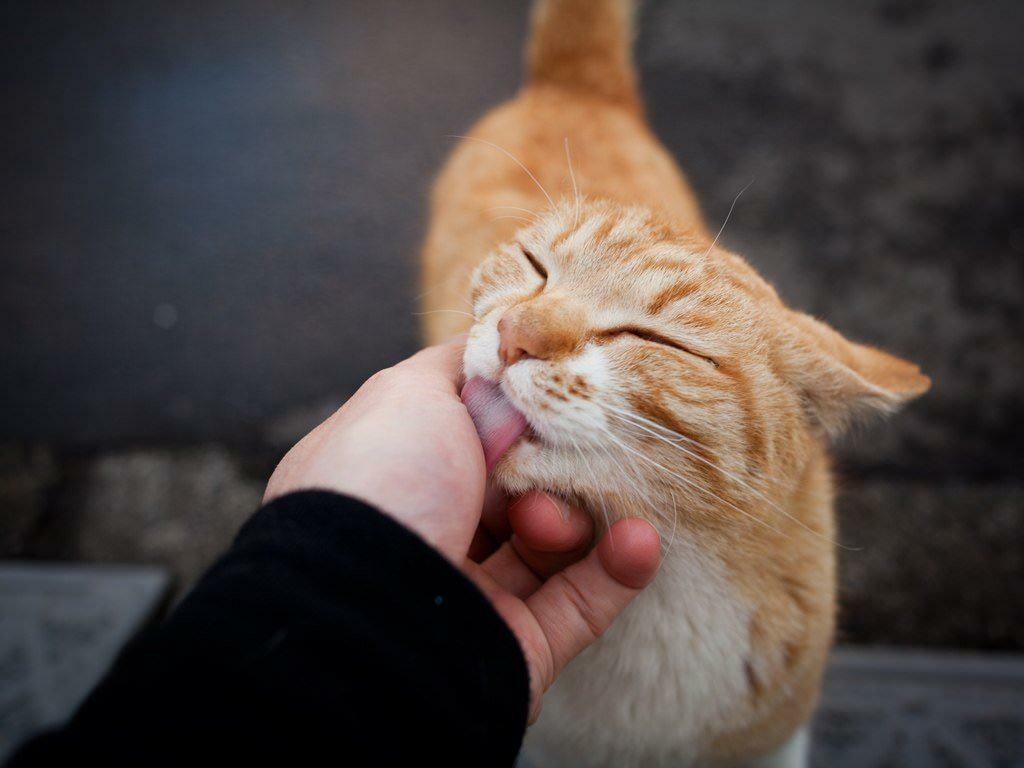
[600,402,830,502]
[602,407,860,551]
[589,439,639,541]
[590,430,676,525]
[607,408,770,496]
[414,261,476,302]
[541,490,570,522]
[597,493,613,544]
[598,425,793,541]
[600,430,741,531]
[564,136,581,228]
[603,403,773,493]
[484,205,540,220]
[595,444,628,519]
[615,448,649,517]
[575,434,610,528]
[602,401,835,505]
[447,134,556,210]
[489,215,535,225]
[589,435,677,551]
[702,178,755,259]
[566,433,605,528]
[411,308,479,321]
[597,423,729,517]
[665,488,680,557]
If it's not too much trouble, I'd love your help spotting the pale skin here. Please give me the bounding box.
[265,338,662,723]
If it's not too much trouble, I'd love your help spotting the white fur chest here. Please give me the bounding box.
[523,531,754,768]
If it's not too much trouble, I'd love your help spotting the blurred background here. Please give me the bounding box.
[1,0,1022,763]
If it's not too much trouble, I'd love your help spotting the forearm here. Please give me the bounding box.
[10,491,529,766]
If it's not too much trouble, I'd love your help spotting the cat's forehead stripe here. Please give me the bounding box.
[647,281,702,314]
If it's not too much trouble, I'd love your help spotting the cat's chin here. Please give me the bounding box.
[487,440,570,502]
[490,437,600,506]
[490,434,546,490]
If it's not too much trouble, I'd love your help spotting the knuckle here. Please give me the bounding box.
[553,571,605,642]
[521,629,556,695]
[356,366,409,404]
[365,366,399,389]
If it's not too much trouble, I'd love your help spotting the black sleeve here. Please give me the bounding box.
[10,491,530,767]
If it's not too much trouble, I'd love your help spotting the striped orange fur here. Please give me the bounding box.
[420,2,929,766]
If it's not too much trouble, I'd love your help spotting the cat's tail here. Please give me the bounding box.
[526,0,639,107]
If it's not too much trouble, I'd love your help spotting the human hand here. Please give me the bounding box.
[264,339,661,721]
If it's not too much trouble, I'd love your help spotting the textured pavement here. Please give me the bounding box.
[1,0,1022,653]
[811,647,1024,767]
[0,564,170,761]
[3,565,1021,768]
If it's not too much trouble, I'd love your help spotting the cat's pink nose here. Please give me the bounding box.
[497,315,539,365]
[497,299,582,366]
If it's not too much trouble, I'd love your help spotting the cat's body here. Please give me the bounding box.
[420,2,927,766]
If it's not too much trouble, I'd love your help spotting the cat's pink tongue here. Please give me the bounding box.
[461,377,528,473]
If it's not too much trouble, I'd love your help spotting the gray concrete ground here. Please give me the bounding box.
[810,647,1024,767]
[0,563,170,761]
[1,0,1022,656]
[6,589,1022,768]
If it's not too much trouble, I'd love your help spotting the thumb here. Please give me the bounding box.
[519,518,660,721]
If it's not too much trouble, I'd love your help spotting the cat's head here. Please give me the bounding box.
[464,200,929,530]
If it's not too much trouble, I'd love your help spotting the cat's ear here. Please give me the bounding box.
[774,310,930,437]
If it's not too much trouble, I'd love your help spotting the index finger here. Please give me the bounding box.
[399,335,468,388]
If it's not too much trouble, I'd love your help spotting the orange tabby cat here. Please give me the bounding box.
[420,1,929,766]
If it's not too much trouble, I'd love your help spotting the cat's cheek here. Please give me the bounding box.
[565,345,613,394]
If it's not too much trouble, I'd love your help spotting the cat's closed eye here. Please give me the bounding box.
[606,326,719,368]
[521,247,547,281]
